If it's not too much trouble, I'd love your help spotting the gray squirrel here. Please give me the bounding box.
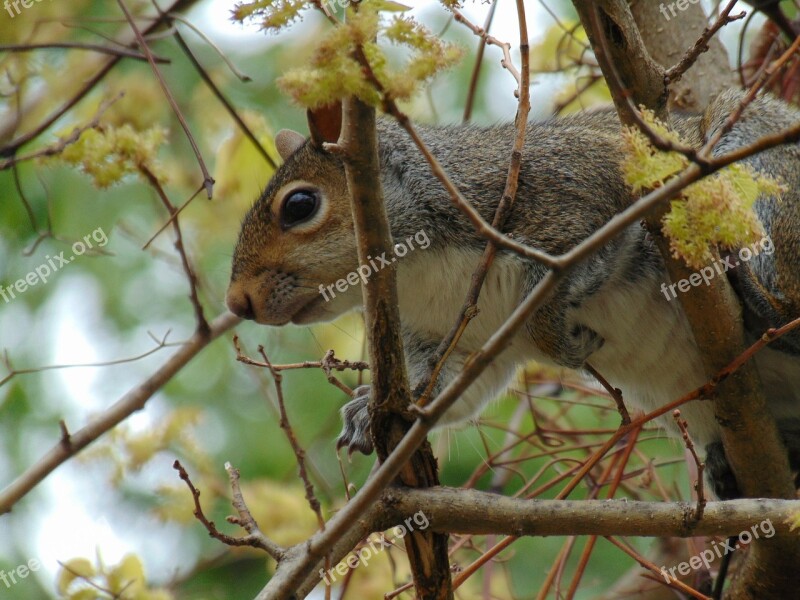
[226,90,800,499]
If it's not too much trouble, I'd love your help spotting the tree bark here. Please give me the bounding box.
[629,0,735,110]
[340,96,453,600]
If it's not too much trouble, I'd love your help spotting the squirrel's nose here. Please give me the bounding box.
[226,285,256,320]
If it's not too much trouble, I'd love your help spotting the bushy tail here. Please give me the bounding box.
[705,90,800,353]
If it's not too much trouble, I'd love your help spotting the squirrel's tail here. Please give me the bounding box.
[706,90,800,353]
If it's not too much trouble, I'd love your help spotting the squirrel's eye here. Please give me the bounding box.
[280,190,319,229]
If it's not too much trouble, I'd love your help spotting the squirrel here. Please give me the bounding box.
[226,89,800,500]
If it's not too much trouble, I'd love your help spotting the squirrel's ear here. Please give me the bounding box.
[307,102,342,149]
[275,130,306,161]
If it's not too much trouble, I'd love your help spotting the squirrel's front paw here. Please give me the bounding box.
[564,324,604,368]
[336,385,374,455]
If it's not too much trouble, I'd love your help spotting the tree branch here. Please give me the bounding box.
[338,94,452,599]
[384,487,800,539]
[0,312,239,515]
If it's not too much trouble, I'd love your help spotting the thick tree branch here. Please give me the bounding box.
[261,485,800,599]
[339,96,452,599]
[384,487,800,538]
[631,0,739,110]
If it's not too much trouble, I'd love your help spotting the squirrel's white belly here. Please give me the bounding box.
[397,248,543,423]
[395,247,792,446]
[398,248,528,350]
[575,277,720,444]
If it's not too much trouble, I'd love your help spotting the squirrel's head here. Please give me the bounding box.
[226,104,362,325]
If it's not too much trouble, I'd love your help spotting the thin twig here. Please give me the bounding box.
[57,561,134,598]
[165,12,252,81]
[0,93,123,171]
[462,0,498,122]
[234,344,368,392]
[115,0,215,198]
[585,363,630,425]
[170,29,277,169]
[139,166,210,336]
[141,184,205,250]
[414,0,532,410]
[451,7,522,91]
[0,330,180,389]
[224,462,284,557]
[173,460,283,556]
[605,536,711,600]
[673,409,706,521]
[233,337,326,531]
[0,312,239,515]
[0,42,170,62]
[665,1,745,84]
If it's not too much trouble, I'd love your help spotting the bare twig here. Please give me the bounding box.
[414,0,532,409]
[234,344,367,397]
[451,7,522,92]
[57,560,133,598]
[585,363,631,425]
[0,329,180,389]
[255,342,325,530]
[174,460,283,556]
[0,312,239,515]
[0,42,170,62]
[115,0,215,198]
[673,410,706,521]
[462,0,499,122]
[665,1,746,84]
[604,536,711,600]
[165,12,252,81]
[170,29,277,169]
[139,166,210,336]
[141,184,205,251]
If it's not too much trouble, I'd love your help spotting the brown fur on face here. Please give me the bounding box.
[227,140,360,325]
